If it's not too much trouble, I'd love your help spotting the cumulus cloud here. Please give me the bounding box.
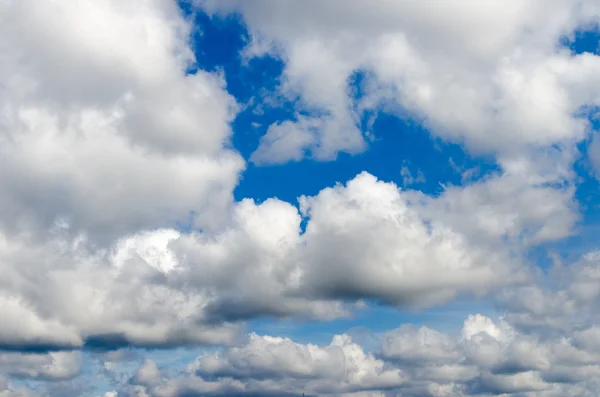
[3,0,600,395]
[0,0,589,356]
[0,172,529,351]
[414,151,579,247]
[0,0,245,351]
[199,0,600,164]
[0,227,242,350]
[0,352,81,381]
[115,312,600,396]
[498,251,600,333]
[126,333,405,397]
[0,0,244,243]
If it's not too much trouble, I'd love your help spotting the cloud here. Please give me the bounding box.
[414,150,579,247]
[0,0,244,244]
[2,0,600,395]
[0,170,533,351]
[0,227,243,351]
[498,250,600,333]
[0,0,588,355]
[170,171,528,322]
[127,333,404,397]
[0,352,81,381]
[0,0,245,352]
[400,164,425,187]
[194,333,405,392]
[118,311,600,397]
[0,376,37,397]
[199,0,600,164]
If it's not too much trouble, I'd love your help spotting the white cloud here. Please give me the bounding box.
[199,0,600,164]
[0,0,244,243]
[498,250,600,333]
[0,0,247,351]
[400,164,425,187]
[0,171,530,350]
[169,171,527,324]
[413,150,579,247]
[195,333,405,392]
[131,334,404,397]
[2,1,600,395]
[295,173,520,307]
[0,228,244,350]
[118,312,600,396]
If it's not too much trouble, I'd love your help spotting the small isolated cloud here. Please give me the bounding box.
[400,163,426,186]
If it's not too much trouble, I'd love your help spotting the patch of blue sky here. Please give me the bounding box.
[562,23,600,55]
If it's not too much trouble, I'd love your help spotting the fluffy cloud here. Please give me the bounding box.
[293,173,518,307]
[0,0,244,243]
[0,0,588,355]
[0,352,81,381]
[0,227,242,350]
[199,0,600,164]
[498,250,600,333]
[414,151,579,247]
[0,0,246,351]
[164,171,532,320]
[193,333,405,393]
[126,333,405,397]
[0,172,528,351]
[2,0,600,395]
[115,312,600,396]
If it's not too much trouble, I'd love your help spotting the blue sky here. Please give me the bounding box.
[2,1,600,397]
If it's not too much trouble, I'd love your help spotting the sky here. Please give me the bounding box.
[1,1,600,396]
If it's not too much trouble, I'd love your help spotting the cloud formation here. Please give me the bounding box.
[117,312,600,396]
[1,0,600,396]
[0,0,244,243]
[0,172,530,351]
[200,0,600,164]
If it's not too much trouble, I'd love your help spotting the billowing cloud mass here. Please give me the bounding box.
[201,0,600,164]
[86,253,599,396]
[113,312,600,397]
[0,351,80,382]
[2,0,600,396]
[0,0,244,243]
[0,171,530,352]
